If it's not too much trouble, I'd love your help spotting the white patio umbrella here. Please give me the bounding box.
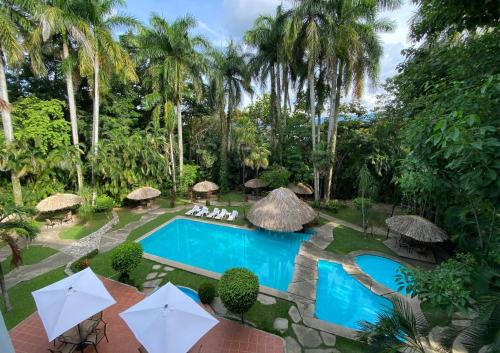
[120,282,218,353]
[32,267,116,341]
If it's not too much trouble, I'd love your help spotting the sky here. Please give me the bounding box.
[123,0,418,109]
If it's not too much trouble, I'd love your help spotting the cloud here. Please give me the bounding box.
[221,0,282,38]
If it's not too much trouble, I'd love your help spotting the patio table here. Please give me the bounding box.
[58,319,99,352]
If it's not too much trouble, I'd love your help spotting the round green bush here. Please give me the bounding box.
[94,195,114,213]
[198,282,216,304]
[110,242,143,282]
[218,268,259,321]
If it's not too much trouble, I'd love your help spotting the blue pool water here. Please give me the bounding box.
[140,218,311,291]
[178,286,200,303]
[315,260,392,330]
[354,255,408,293]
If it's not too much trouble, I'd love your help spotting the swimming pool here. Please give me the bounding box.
[354,254,408,293]
[177,286,201,303]
[315,260,392,330]
[140,218,311,291]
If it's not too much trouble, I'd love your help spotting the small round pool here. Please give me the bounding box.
[177,286,201,303]
[354,254,409,293]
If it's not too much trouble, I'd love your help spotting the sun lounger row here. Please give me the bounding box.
[185,205,238,221]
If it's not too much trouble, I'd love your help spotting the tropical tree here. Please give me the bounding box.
[77,0,138,202]
[0,205,39,311]
[36,0,94,192]
[244,143,270,177]
[208,42,252,190]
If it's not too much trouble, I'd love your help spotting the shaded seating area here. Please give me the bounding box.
[36,194,82,227]
[192,181,219,201]
[126,187,161,209]
[244,178,268,199]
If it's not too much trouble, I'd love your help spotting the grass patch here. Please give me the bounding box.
[160,267,218,289]
[336,336,369,353]
[157,197,190,208]
[326,225,396,256]
[112,209,143,231]
[127,210,186,241]
[218,191,246,202]
[0,267,66,329]
[60,212,111,240]
[1,246,58,274]
[321,206,390,229]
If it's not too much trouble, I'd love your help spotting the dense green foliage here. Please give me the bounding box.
[110,242,144,282]
[70,249,99,273]
[218,268,259,321]
[197,282,216,304]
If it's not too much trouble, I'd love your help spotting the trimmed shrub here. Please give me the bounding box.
[260,165,290,188]
[70,249,99,273]
[110,242,143,283]
[94,195,114,213]
[218,268,259,322]
[324,199,342,213]
[198,282,216,304]
[352,197,373,213]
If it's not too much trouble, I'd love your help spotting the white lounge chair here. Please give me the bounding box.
[185,205,201,216]
[227,210,238,222]
[207,208,220,219]
[195,206,209,217]
[215,209,228,220]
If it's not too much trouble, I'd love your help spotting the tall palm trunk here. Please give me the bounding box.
[169,131,177,193]
[276,62,282,163]
[218,95,228,190]
[91,53,100,204]
[0,262,11,311]
[269,64,277,158]
[62,41,84,192]
[325,61,343,201]
[176,99,183,177]
[308,68,319,201]
[0,51,22,206]
[283,64,289,124]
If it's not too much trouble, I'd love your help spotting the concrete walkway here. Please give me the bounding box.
[4,206,189,289]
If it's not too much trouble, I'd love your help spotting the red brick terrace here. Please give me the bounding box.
[9,277,284,353]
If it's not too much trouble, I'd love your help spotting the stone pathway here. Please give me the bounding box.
[318,212,388,237]
[143,264,174,288]
[4,206,188,289]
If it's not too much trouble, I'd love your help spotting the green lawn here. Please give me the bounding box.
[326,225,396,256]
[156,197,190,208]
[1,245,58,274]
[321,206,390,229]
[127,210,186,241]
[112,208,143,231]
[60,212,112,240]
[217,191,246,202]
[0,267,66,329]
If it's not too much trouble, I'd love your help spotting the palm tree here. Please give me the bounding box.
[209,42,252,190]
[0,206,39,311]
[164,101,177,193]
[36,0,94,192]
[244,144,270,177]
[77,0,138,202]
[0,0,31,206]
[358,297,448,353]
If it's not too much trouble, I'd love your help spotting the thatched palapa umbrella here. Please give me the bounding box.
[386,215,448,243]
[126,186,161,201]
[288,182,313,195]
[244,178,268,189]
[36,193,82,213]
[192,181,219,193]
[248,187,316,232]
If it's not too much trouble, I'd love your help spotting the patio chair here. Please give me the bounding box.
[62,211,72,223]
[185,205,201,216]
[206,208,220,219]
[45,218,57,228]
[48,342,77,353]
[215,209,227,220]
[138,346,148,353]
[227,210,238,222]
[89,311,106,324]
[195,206,209,217]
[84,322,108,353]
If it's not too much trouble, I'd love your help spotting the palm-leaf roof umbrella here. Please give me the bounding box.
[244,178,268,189]
[32,268,116,341]
[192,180,219,193]
[288,182,313,195]
[126,186,161,201]
[36,193,82,213]
[247,187,317,232]
[386,215,448,243]
[120,282,218,353]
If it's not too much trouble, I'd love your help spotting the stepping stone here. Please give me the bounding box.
[257,294,276,305]
[211,297,227,315]
[143,279,161,288]
[305,349,341,353]
[292,323,322,348]
[288,280,316,301]
[152,264,162,270]
[289,306,302,323]
[158,272,166,278]
[273,318,288,333]
[146,272,158,280]
[320,332,336,346]
[163,266,175,272]
[285,337,302,353]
